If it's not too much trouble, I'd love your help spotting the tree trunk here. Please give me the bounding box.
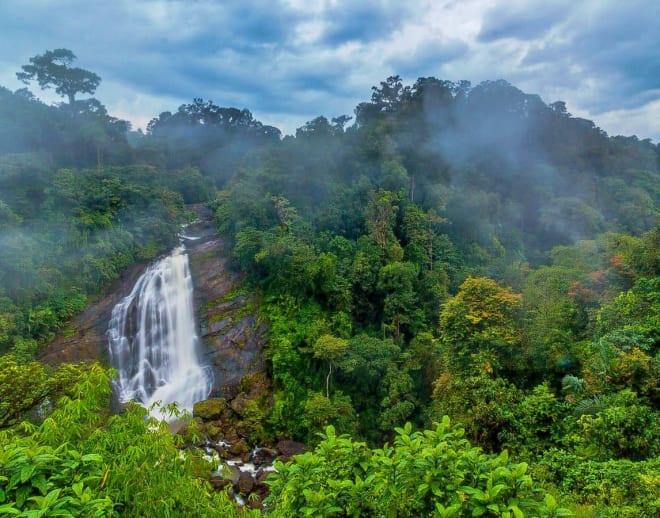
[325,362,332,398]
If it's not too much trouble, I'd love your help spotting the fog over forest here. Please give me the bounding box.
[0,18,658,516]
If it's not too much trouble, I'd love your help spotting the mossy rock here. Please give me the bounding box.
[229,438,250,457]
[239,372,270,398]
[230,393,249,417]
[206,422,222,440]
[193,398,228,420]
[176,417,206,446]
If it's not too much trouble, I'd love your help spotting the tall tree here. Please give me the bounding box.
[439,277,522,373]
[313,334,348,398]
[17,48,101,104]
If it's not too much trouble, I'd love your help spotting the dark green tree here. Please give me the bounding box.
[17,49,101,104]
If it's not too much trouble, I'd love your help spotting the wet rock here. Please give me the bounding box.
[252,447,277,466]
[237,471,254,494]
[239,372,271,399]
[211,442,228,457]
[210,476,230,490]
[275,439,306,462]
[223,464,241,485]
[247,495,262,510]
[203,315,268,398]
[204,318,232,336]
[223,429,240,444]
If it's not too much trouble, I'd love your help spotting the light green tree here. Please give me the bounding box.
[313,334,348,398]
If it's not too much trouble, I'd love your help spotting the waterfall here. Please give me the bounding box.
[108,245,213,419]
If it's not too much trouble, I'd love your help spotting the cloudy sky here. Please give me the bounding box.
[1,0,658,140]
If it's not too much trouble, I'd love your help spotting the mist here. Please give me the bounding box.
[0,66,658,392]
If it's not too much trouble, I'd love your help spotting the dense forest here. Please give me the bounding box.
[0,51,658,516]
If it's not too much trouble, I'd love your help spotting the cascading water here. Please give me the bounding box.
[108,245,213,419]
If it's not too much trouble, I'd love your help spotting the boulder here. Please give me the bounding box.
[247,496,263,510]
[252,447,277,466]
[237,471,254,494]
[223,464,241,485]
[275,439,306,462]
[205,422,222,441]
[229,438,250,457]
[192,398,227,421]
[210,476,230,491]
[230,392,248,417]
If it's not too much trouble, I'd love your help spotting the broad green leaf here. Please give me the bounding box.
[20,464,35,483]
[0,504,20,515]
[31,474,47,496]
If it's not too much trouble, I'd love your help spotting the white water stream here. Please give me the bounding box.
[108,245,213,420]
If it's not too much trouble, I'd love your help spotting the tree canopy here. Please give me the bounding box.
[17,48,101,104]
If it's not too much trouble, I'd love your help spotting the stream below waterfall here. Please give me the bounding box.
[107,245,213,419]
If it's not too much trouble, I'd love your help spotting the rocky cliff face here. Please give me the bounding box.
[40,203,267,398]
[40,262,147,366]
[185,204,267,398]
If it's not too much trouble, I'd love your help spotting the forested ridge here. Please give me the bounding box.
[0,54,659,516]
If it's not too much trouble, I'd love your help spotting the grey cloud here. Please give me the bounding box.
[389,40,469,77]
[521,1,660,112]
[320,0,414,46]
[478,1,571,42]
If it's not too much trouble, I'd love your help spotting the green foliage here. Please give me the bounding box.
[266,418,570,517]
[302,392,357,444]
[566,390,660,461]
[596,276,660,349]
[378,261,421,339]
[0,355,48,428]
[538,449,660,517]
[439,277,522,373]
[0,442,114,516]
[430,372,522,452]
[0,364,254,517]
[313,334,348,398]
[522,266,585,378]
[261,297,325,439]
[505,384,566,457]
[365,189,401,260]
